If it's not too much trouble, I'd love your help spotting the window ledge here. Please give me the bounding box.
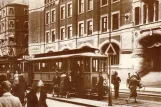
[78,12,84,15]
[101,4,108,7]
[67,16,72,18]
[112,0,120,4]
[87,9,93,12]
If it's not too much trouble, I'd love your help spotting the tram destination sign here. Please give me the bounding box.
[23,55,35,60]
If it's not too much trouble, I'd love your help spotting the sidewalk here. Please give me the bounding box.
[47,84,161,107]
[47,93,161,107]
[47,94,129,107]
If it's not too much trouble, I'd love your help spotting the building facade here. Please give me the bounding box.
[29,0,161,87]
[0,3,28,57]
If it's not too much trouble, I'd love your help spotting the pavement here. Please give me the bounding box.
[47,84,161,107]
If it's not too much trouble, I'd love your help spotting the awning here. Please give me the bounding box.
[29,52,108,61]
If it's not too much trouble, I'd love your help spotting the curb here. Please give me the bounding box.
[48,97,99,107]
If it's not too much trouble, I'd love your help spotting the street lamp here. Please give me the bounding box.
[108,0,112,106]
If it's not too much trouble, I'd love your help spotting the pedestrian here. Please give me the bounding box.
[126,73,131,88]
[75,70,82,96]
[59,71,67,97]
[6,70,11,81]
[125,73,139,103]
[0,80,22,107]
[135,72,142,88]
[64,71,71,98]
[0,74,7,97]
[97,72,104,100]
[14,74,27,106]
[52,71,60,97]
[112,71,121,99]
[26,80,48,107]
[13,71,19,86]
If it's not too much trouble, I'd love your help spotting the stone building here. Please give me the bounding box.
[29,0,161,87]
[0,3,28,57]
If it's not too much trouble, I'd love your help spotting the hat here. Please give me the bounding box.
[1,81,12,92]
[37,80,44,87]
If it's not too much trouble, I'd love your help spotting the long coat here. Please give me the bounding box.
[97,75,104,96]
[26,90,48,107]
[0,92,22,107]
[14,76,26,104]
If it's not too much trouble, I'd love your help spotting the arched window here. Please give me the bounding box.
[101,43,120,65]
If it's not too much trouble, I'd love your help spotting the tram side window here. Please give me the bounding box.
[84,58,90,72]
[92,59,98,72]
[34,62,40,72]
[41,62,49,72]
[51,61,58,72]
[99,59,107,72]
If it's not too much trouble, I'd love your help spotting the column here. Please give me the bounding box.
[146,4,148,23]
[153,2,156,22]
[141,2,144,24]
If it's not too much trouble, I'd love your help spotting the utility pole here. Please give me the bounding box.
[108,0,112,106]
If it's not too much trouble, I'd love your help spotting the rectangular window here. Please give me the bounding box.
[46,12,50,24]
[24,8,28,15]
[51,9,56,22]
[61,6,65,19]
[112,0,118,2]
[88,0,93,10]
[1,23,5,32]
[9,8,14,14]
[135,7,140,25]
[112,13,119,30]
[46,32,50,43]
[60,28,65,40]
[143,5,147,24]
[87,20,93,35]
[67,3,72,17]
[67,26,72,39]
[79,0,84,13]
[9,20,14,28]
[51,30,56,42]
[3,10,5,17]
[101,0,107,6]
[102,16,108,32]
[155,1,159,21]
[79,23,84,37]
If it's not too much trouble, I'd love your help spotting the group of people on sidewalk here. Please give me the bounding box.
[0,70,48,107]
[52,69,84,99]
[97,70,142,104]
[52,71,72,98]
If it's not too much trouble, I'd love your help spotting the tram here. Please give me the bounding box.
[27,48,109,93]
[0,48,109,94]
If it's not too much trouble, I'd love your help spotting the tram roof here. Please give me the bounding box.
[29,52,108,61]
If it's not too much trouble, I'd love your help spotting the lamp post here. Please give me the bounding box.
[108,0,112,106]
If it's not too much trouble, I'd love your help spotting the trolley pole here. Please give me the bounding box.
[108,0,112,106]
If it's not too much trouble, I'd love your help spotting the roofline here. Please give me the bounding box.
[0,3,28,10]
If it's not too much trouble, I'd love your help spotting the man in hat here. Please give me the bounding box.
[52,71,60,97]
[0,81,22,107]
[97,72,104,100]
[26,80,48,107]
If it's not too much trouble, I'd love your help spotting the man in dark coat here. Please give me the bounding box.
[112,71,121,99]
[14,74,26,106]
[52,71,60,97]
[26,80,48,107]
[64,72,71,98]
[0,74,7,97]
[97,72,104,100]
